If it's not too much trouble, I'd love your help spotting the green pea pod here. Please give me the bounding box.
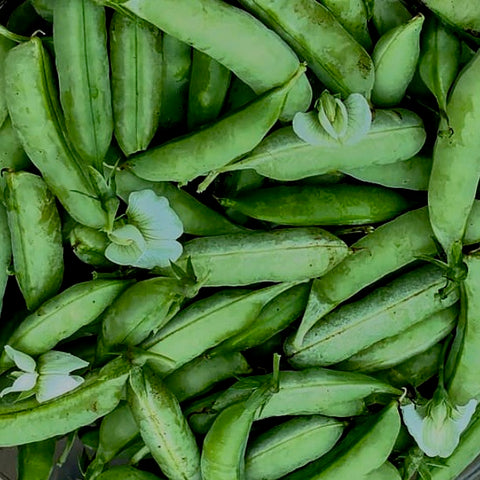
[123,65,306,184]
[17,438,56,480]
[97,466,165,480]
[0,355,131,446]
[110,10,163,156]
[163,228,348,287]
[220,109,426,181]
[372,15,425,107]
[158,33,191,134]
[69,223,113,268]
[343,154,432,191]
[97,276,200,357]
[223,76,257,113]
[294,201,480,348]
[93,0,312,121]
[283,402,401,480]
[286,265,459,368]
[115,169,244,235]
[0,279,131,372]
[245,416,345,480]
[428,50,480,264]
[338,306,457,373]
[0,204,11,317]
[142,282,299,375]
[317,0,372,50]
[0,36,14,128]
[220,184,411,226]
[128,366,201,480]
[30,0,55,21]
[419,16,461,113]
[5,38,108,229]
[164,352,252,403]
[188,49,232,130]
[238,0,374,98]
[367,462,402,480]
[5,171,64,311]
[372,0,412,36]
[53,0,113,170]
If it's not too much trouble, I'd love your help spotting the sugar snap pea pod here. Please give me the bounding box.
[338,306,457,373]
[220,109,426,181]
[69,223,113,268]
[283,402,401,480]
[343,154,432,191]
[220,184,411,226]
[317,0,372,50]
[128,366,201,480]
[372,0,412,36]
[245,416,344,480]
[372,15,425,107]
[53,0,113,170]
[223,76,257,113]
[158,34,191,134]
[0,204,11,317]
[5,38,108,229]
[97,277,200,358]
[17,438,56,480]
[115,169,244,235]
[187,50,232,130]
[237,0,374,98]
[162,228,348,287]
[0,279,131,372]
[286,265,459,368]
[428,50,480,265]
[93,0,311,121]
[142,282,299,375]
[5,171,64,311]
[0,36,14,128]
[97,466,165,480]
[123,65,306,184]
[419,16,461,113]
[367,462,402,480]
[110,11,163,156]
[30,0,54,22]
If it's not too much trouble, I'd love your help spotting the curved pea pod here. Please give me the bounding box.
[0,204,11,317]
[419,16,461,113]
[30,0,55,21]
[159,34,191,134]
[53,0,112,170]
[337,306,457,373]
[0,355,131,446]
[97,466,165,480]
[188,50,232,130]
[69,223,113,268]
[372,15,425,107]
[94,0,311,121]
[238,0,374,98]
[4,38,108,229]
[110,11,163,156]
[163,228,348,287]
[0,36,14,128]
[164,352,252,403]
[428,50,480,264]
[4,171,64,311]
[220,109,426,181]
[128,366,201,480]
[115,169,244,235]
[123,65,306,184]
[286,265,459,368]
[0,279,132,373]
[142,282,299,375]
[97,276,200,358]
[283,402,401,480]
[367,462,402,480]
[372,0,412,36]
[223,76,257,113]
[17,438,56,480]
[220,184,411,226]
[245,416,345,480]
[343,154,432,191]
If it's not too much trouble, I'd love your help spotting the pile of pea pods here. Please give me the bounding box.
[2,0,480,479]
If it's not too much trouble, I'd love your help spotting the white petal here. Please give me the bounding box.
[38,351,89,375]
[134,240,184,269]
[4,346,36,373]
[343,93,372,145]
[422,414,459,457]
[105,225,146,266]
[36,374,85,403]
[292,111,340,147]
[452,399,478,433]
[108,224,146,248]
[401,403,426,442]
[0,372,38,398]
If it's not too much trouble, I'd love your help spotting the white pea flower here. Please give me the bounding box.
[105,189,184,269]
[0,346,89,403]
[293,90,372,147]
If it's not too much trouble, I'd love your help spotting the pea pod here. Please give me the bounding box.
[110,10,163,156]
[5,171,64,311]
[53,0,113,170]
[17,438,56,480]
[372,0,412,36]
[69,223,113,268]
[128,366,201,480]
[163,228,348,287]
[123,65,306,184]
[0,36,14,128]
[30,0,54,21]
[220,109,426,181]
[97,466,165,480]
[224,76,257,113]
[4,37,108,229]
[367,462,402,480]
[0,204,11,317]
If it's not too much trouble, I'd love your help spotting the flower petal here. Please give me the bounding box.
[452,399,478,433]
[0,372,38,398]
[105,225,146,266]
[38,350,89,375]
[292,111,339,147]
[401,402,425,443]
[108,224,146,248]
[134,240,184,269]
[343,93,372,145]
[36,374,85,403]
[4,346,36,373]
